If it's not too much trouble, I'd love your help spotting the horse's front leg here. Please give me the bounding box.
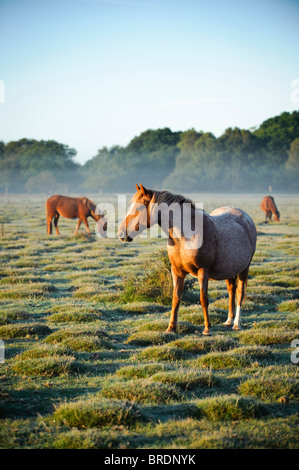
[198,267,211,335]
[166,269,185,333]
[74,218,82,236]
[82,217,91,235]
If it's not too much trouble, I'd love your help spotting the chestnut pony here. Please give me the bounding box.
[118,184,256,335]
[260,196,280,222]
[46,195,107,236]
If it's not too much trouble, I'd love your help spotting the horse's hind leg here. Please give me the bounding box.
[233,266,249,331]
[46,213,53,235]
[198,267,211,336]
[47,218,53,235]
[54,212,60,235]
[224,277,237,327]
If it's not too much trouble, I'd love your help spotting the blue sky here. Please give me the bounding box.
[0,0,298,163]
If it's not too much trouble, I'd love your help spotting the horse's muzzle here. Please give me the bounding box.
[118,231,133,242]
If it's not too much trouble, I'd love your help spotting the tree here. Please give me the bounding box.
[286,137,299,188]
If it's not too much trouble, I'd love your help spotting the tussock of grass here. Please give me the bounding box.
[0,282,56,299]
[121,250,194,305]
[100,379,181,404]
[180,309,227,326]
[239,328,299,345]
[231,345,273,360]
[253,320,299,330]
[138,320,198,334]
[43,326,109,345]
[0,388,10,401]
[168,335,237,354]
[11,356,78,377]
[62,335,113,352]
[136,345,186,362]
[119,302,168,315]
[197,351,252,369]
[194,395,266,421]
[0,323,52,339]
[53,428,120,449]
[126,331,177,346]
[115,363,172,380]
[53,398,140,429]
[47,312,103,323]
[0,311,30,326]
[278,300,299,312]
[17,344,73,359]
[239,377,299,401]
[150,369,220,389]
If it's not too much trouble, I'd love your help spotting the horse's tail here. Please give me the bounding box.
[45,200,51,233]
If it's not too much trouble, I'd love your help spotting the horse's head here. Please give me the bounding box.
[94,208,108,238]
[274,211,280,222]
[84,198,108,236]
[95,214,108,237]
[118,183,153,242]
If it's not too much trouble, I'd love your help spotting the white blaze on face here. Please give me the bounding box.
[124,201,148,238]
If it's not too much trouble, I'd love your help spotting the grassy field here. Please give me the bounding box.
[0,192,298,449]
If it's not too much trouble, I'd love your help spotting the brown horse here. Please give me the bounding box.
[260,195,280,222]
[45,195,107,236]
[118,184,257,335]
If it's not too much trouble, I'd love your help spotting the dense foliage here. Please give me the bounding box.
[1,111,298,193]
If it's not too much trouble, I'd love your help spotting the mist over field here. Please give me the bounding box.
[1,111,299,195]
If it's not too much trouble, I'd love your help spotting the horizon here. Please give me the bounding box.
[0,0,299,164]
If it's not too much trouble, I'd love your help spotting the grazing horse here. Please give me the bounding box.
[45,195,107,236]
[118,184,257,335]
[260,196,280,222]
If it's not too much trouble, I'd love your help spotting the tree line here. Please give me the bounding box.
[0,111,298,194]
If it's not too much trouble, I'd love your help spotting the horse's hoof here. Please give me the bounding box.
[232,325,242,331]
[202,330,211,336]
[223,322,233,327]
[165,328,177,334]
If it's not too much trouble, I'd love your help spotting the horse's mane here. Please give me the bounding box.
[152,190,195,209]
[80,197,96,213]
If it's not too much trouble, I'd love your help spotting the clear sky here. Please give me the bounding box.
[0,0,298,164]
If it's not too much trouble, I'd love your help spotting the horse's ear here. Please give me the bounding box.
[136,183,140,191]
[140,183,148,195]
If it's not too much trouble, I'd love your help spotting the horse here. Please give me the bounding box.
[118,184,257,336]
[45,195,107,236]
[260,195,280,222]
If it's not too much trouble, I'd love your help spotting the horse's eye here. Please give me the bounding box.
[135,208,140,213]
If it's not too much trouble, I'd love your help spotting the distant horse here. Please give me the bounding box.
[45,195,107,236]
[260,196,280,222]
[118,184,256,335]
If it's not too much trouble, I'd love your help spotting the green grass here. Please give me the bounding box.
[52,398,141,428]
[239,376,299,402]
[0,323,52,339]
[100,379,182,403]
[0,193,299,449]
[10,356,79,377]
[194,395,267,421]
